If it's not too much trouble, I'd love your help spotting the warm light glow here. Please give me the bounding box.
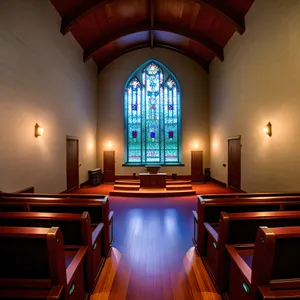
[35,123,43,137]
[107,141,112,149]
[194,141,199,149]
[263,122,272,136]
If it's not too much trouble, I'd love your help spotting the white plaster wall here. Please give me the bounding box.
[210,0,300,192]
[0,0,98,192]
[97,48,209,176]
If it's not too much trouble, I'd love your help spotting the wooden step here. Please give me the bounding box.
[114,184,140,191]
[115,180,139,185]
[166,184,193,191]
[110,189,196,197]
[166,180,191,185]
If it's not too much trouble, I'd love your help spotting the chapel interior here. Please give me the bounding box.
[0,0,300,299]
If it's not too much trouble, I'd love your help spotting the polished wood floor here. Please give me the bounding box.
[90,196,222,300]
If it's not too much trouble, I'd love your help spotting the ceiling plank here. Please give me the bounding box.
[60,0,117,35]
[84,22,223,62]
[193,0,245,34]
[97,42,209,72]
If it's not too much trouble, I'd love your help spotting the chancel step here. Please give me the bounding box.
[113,184,140,191]
[110,189,196,197]
[166,184,193,190]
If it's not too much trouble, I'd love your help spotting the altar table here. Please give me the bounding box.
[139,173,167,188]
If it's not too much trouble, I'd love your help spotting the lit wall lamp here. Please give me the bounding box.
[35,123,44,137]
[263,122,272,137]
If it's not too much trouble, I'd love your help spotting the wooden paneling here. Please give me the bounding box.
[50,0,255,71]
[66,137,79,192]
[191,150,203,182]
[228,136,241,191]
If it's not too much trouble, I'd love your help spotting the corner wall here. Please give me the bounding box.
[209,0,300,191]
[0,0,98,192]
[97,48,209,176]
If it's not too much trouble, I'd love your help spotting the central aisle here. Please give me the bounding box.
[91,196,221,300]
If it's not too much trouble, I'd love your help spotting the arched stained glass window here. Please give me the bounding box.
[124,60,181,165]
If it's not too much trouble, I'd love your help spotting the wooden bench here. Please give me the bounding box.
[0,196,114,256]
[0,211,104,293]
[226,226,300,300]
[201,210,300,293]
[0,226,87,300]
[195,195,300,255]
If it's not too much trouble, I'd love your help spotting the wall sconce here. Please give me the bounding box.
[263,122,272,137]
[35,123,44,137]
[107,141,112,149]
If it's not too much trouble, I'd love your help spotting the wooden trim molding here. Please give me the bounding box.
[227,135,241,140]
[210,177,227,188]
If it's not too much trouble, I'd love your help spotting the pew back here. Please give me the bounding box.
[0,211,90,245]
[253,226,300,289]
[0,226,66,290]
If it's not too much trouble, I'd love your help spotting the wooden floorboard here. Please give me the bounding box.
[91,196,222,300]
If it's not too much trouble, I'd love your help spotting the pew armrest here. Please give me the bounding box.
[109,211,114,222]
[204,222,218,242]
[226,244,252,284]
[92,222,104,245]
[46,285,64,299]
[258,285,300,299]
[66,246,87,284]
[192,210,198,221]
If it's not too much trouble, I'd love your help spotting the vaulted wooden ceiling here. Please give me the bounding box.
[50,0,254,72]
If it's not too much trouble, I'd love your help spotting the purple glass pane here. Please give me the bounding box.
[168,105,173,110]
[132,131,137,138]
[132,104,137,110]
[150,132,155,138]
[168,131,174,138]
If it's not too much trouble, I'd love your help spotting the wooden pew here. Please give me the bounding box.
[0,211,104,293]
[0,226,87,300]
[0,196,113,256]
[195,195,300,255]
[201,211,300,293]
[199,192,300,200]
[226,226,300,300]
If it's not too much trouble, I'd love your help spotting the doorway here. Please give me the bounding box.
[228,136,241,190]
[66,136,79,192]
[103,150,115,182]
[191,150,203,182]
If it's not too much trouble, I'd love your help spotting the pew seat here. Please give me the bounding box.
[0,226,87,300]
[225,226,300,300]
[0,211,105,293]
[201,211,300,293]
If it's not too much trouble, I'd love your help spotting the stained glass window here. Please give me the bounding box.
[124,60,181,165]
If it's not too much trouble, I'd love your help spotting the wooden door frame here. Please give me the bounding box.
[227,135,241,190]
[66,135,79,192]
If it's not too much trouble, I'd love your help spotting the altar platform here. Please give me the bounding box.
[110,179,196,197]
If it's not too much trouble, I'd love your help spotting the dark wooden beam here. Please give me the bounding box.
[60,0,116,35]
[193,0,245,34]
[97,42,209,73]
[149,0,155,48]
[84,22,223,62]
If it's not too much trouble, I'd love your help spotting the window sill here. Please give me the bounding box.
[122,163,185,167]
